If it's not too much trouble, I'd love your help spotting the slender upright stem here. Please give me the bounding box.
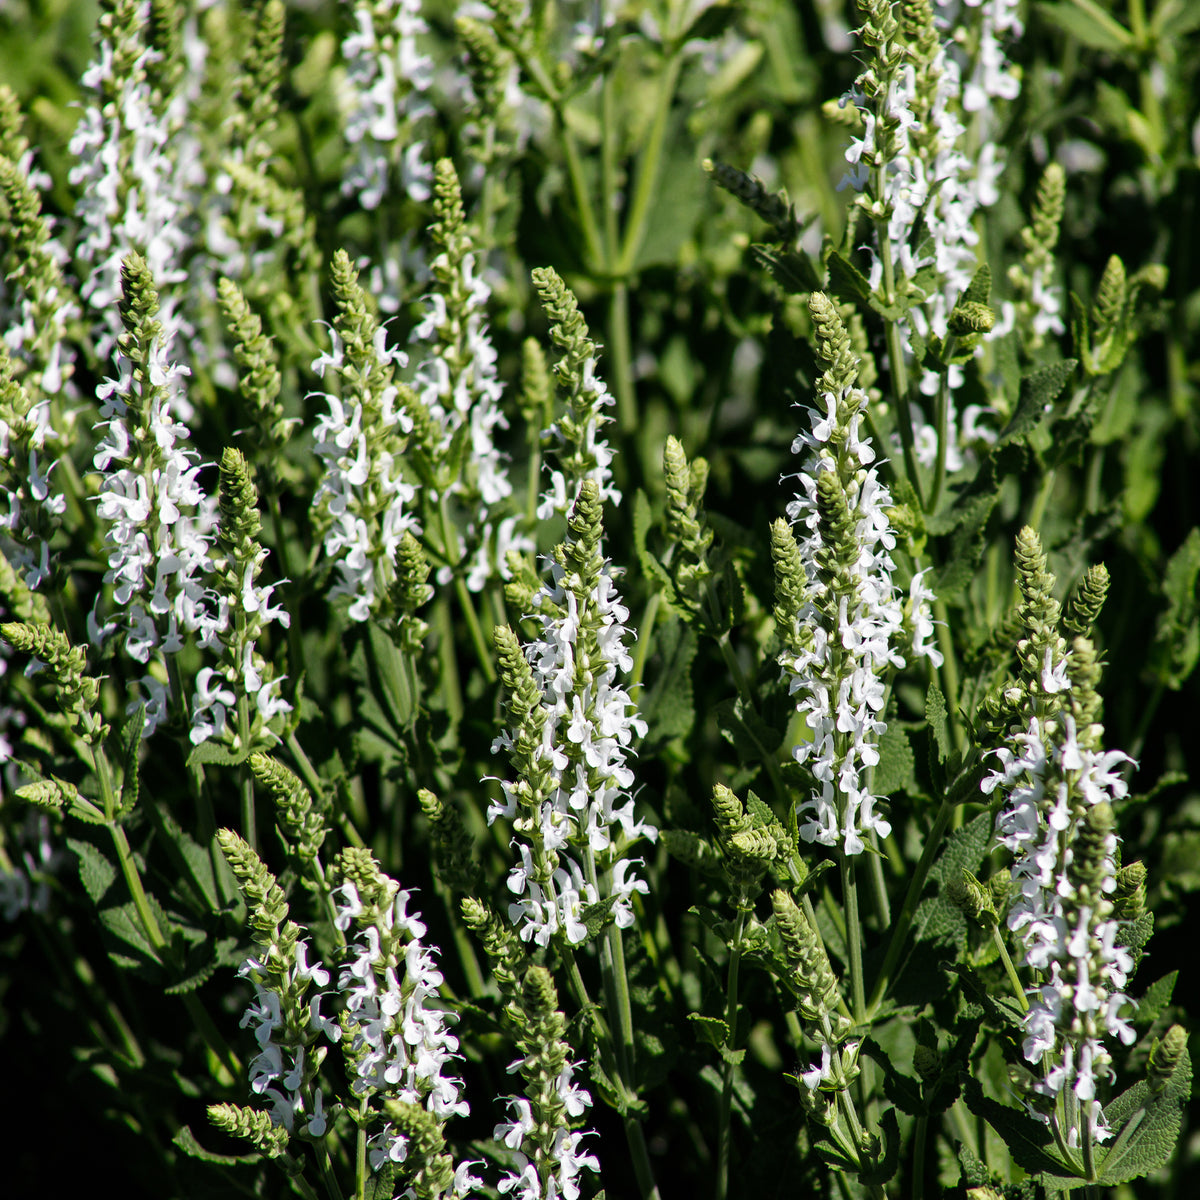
[840,853,867,1023]
[715,904,748,1200]
[867,796,955,1017]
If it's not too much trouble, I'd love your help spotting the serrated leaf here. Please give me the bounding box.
[173,1124,263,1165]
[118,703,143,816]
[1096,1045,1191,1185]
[365,1159,397,1200]
[641,617,697,744]
[827,251,875,309]
[187,740,250,768]
[633,488,675,597]
[1134,971,1177,1026]
[995,361,1077,449]
[1117,911,1154,964]
[578,894,620,941]
[926,685,950,763]
[1150,527,1200,689]
[961,1074,1083,1185]
[68,834,117,906]
[714,695,783,767]
[751,244,822,294]
[859,1106,901,1185]
[154,807,226,914]
[874,724,916,797]
[165,955,218,994]
[688,1013,731,1049]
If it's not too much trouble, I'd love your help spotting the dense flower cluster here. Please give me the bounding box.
[68,0,197,364]
[340,0,435,212]
[409,159,528,592]
[779,295,942,856]
[490,483,655,947]
[841,0,1023,470]
[238,937,337,1137]
[333,869,469,1171]
[90,254,220,735]
[311,250,419,622]
[985,708,1137,1145]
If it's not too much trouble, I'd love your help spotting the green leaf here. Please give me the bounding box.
[895,812,994,1005]
[117,704,143,817]
[874,724,916,797]
[1134,971,1178,1026]
[1034,2,1132,52]
[925,685,950,764]
[826,251,876,310]
[1149,527,1200,689]
[173,1124,263,1165]
[859,1106,901,1186]
[751,244,822,294]
[578,894,620,941]
[154,808,226,914]
[961,1073,1083,1185]
[1096,1045,1192,1185]
[714,694,783,767]
[633,488,675,598]
[187,740,250,768]
[996,361,1077,449]
[1117,911,1154,965]
[641,617,697,745]
[68,834,117,906]
[688,1012,731,1049]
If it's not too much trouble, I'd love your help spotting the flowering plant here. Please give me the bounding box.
[2,1,1198,1198]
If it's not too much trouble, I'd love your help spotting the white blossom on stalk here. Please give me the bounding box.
[409,159,531,592]
[332,852,468,1171]
[68,0,197,368]
[91,253,220,736]
[984,707,1137,1147]
[530,268,621,522]
[189,448,292,748]
[841,0,1022,470]
[311,250,419,623]
[339,0,435,211]
[777,294,941,856]
[490,481,655,949]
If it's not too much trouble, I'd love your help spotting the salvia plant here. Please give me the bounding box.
[3,1,1200,1198]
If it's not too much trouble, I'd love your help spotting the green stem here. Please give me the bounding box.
[438,494,496,684]
[840,853,867,1023]
[992,926,1028,1012]
[866,796,955,1017]
[913,1113,929,1200]
[715,904,748,1200]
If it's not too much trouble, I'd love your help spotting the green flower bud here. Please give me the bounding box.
[1147,1024,1187,1095]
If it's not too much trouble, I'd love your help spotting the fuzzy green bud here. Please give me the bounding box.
[711,783,747,844]
[462,896,524,999]
[702,157,799,242]
[946,868,999,929]
[217,277,288,450]
[1069,801,1115,903]
[0,622,107,744]
[912,1043,941,1083]
[772,889,839,1022]
[1147,1024,1187,1095]
[419,789,481,895]
[660,828,720,871]
[380,1101,455,1199]
[1064,563,1109,639]
[947,301,995,336]
[1112,860,1147,921]
[250,753,328,863]
[217,828,292,942]
[207,1102,289,1157]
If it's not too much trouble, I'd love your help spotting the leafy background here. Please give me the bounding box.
[2,0,1200,1195]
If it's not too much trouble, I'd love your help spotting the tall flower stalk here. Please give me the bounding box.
[91,252,219,736]
[983,530,1139,1171]
[774,292,941,1019]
